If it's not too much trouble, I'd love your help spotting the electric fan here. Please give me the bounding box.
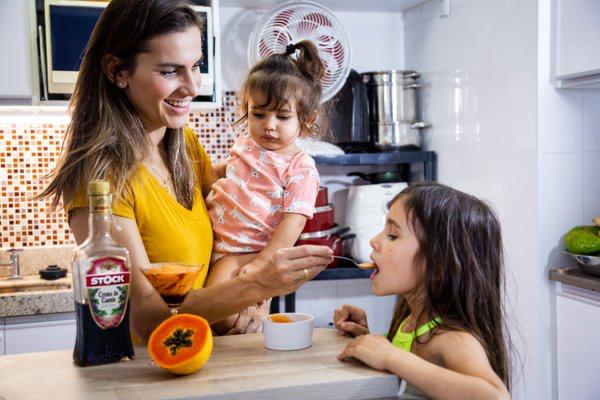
[247,1,351,103]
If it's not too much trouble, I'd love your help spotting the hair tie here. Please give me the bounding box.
[285,43,297,56]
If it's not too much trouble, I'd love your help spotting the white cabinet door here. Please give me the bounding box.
[0,0,34,101]
[556,288,600,400]
[4,313,76,355]
[552,0,600,87]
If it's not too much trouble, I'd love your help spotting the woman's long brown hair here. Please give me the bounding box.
[38,0,202,210]
[386,182,512,389]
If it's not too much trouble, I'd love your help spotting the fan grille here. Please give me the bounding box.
[248,1,351,102]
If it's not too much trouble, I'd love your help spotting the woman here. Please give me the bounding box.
[38,0,331,341]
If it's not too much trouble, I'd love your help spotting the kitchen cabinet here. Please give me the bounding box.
[4,312,76,355]
[555,284,600,400]
[0,0,35,103]
[552,0,600,88]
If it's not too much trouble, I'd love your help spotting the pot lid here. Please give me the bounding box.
[361,70,420,83]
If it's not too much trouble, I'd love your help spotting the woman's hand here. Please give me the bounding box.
[333,304,369,337]
[250,245,333,297]
[337,334,397,371]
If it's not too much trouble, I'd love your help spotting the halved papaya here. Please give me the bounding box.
[147,313,213,375]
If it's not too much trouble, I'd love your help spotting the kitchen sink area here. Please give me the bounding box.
[0,279,71,295]
[0,246,75,320]
[0,273,74,318]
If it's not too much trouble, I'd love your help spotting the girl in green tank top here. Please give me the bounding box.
[333,183,512,400]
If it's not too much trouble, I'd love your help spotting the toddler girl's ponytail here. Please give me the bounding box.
[286,40,325,91]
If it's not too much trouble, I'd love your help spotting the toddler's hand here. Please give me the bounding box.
[333,304,369,337]
[337,334,396,371]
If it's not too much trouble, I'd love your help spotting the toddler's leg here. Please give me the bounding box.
[205,254,256,335]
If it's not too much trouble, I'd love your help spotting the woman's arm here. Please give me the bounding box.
[242,213,307,272]
[70,208,332,341]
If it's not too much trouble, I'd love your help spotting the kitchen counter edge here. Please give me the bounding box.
[548,267,600,293]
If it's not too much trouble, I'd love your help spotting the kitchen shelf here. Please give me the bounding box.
[315,150,437,181]
[313,150,435,166]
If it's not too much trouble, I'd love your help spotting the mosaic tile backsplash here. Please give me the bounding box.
[0,91,239,249]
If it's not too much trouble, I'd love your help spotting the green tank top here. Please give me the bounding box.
[391,317,442,352]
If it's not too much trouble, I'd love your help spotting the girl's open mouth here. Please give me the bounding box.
[368,263,379,280]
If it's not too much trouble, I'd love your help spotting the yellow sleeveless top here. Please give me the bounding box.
[66,126,214,288]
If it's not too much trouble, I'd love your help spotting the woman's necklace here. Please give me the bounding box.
[144,161,172,194]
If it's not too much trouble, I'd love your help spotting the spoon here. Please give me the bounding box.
[332,256,376,269]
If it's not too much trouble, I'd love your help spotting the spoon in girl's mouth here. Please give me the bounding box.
[331,256,376,269]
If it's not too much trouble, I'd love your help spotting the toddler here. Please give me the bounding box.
[205,40,325,334]
[334,182,512,400]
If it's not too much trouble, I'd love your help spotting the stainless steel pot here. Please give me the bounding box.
[362,70,430,149]
[373,121,429,149]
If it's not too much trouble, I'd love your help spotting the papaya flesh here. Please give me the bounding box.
[564,226,600,255]
[148,313,213,375]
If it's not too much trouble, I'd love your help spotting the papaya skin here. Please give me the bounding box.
[147,314,213,375]
[564,226,600,255]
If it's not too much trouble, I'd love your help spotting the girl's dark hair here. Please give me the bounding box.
[234,40,326,137]
[386,182,511,389]
[39,0,202,210]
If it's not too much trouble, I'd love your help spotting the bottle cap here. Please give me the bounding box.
[88,180,110,195]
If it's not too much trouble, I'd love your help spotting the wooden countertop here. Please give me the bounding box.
[0,328,400,400]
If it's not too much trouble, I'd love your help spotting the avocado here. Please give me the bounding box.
[564,226,600,255]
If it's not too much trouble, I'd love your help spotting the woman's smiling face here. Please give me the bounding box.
[369,198,422,297]
[120,25,202,133]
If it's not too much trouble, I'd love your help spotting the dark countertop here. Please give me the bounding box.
[548,268,600,293]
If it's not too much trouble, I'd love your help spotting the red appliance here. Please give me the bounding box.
[297,225,352,268]
[303,204,334,233]
[315,186,328,207]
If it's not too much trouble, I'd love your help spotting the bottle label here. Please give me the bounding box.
[90,194,111,214]
[84,256,130,329]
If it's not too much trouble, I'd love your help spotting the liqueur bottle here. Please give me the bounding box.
[72,180,134,366]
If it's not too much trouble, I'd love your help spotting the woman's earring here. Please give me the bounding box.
[118,82,127,88]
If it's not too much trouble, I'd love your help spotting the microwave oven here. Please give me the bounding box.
[32,0,221,108]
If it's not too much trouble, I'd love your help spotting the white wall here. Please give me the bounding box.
[219,7,404,91]
[538,0,600,398]
[404,0,538,398]
[218,6,404,334]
